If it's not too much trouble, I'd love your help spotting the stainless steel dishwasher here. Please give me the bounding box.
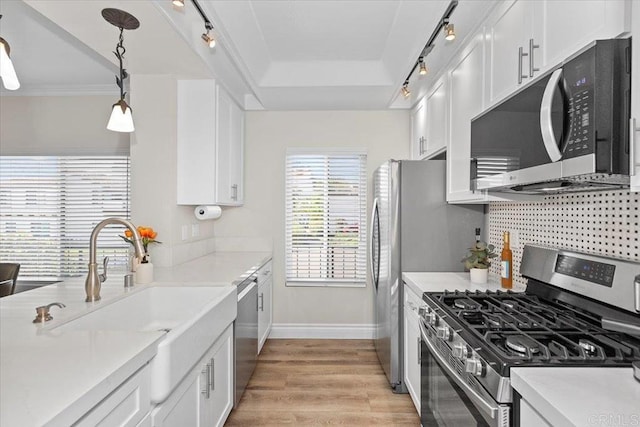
[234,275,258,406]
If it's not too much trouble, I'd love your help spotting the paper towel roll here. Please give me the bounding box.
[194,205,222,220]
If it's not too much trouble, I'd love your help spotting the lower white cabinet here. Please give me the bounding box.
[257,260,273,354]
[74,364,151,427]
[519,398,553,427]
[151,325,233,427]
[403,284,422,414]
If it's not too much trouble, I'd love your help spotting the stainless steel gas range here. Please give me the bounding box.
[418,245,640,427]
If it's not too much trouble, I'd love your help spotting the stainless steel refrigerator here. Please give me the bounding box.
[370,160,484,392]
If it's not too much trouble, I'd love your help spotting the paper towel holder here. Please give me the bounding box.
[194,205,222,220]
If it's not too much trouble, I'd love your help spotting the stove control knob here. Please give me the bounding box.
[436,326,452,341]
[465,357,485,377]
[453,343,470,359]
[426,312,438,326]
[418,306,428,317]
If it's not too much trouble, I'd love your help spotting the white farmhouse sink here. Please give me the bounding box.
[54,286,237,403]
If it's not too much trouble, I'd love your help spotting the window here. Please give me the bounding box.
[0,156,131,281]
[285,149,367,286]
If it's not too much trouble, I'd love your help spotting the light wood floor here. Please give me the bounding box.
[225,339,420,426]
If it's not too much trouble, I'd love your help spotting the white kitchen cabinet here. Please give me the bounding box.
[410,96,428,160]
[519,398,553,427]
[216,88,245,205]
[151,325,233,427]
[74,364,151,427]
[631,0,640,192]
[257,260,273,354]
[486,0,533,105]
[423,76,448,159]
[486,0,627,108]
[447,30,491,203]
[177,80,244,206]
[403,284,423,414]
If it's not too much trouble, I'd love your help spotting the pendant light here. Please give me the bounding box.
[102,8,140,133]
[0,15,20,90]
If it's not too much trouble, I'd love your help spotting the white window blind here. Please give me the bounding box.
[285,150,367,286]
[0,156,131,281]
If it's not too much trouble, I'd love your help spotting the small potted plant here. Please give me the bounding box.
[461,241,497,284]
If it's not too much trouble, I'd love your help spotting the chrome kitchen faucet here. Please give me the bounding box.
[85,218,145,302]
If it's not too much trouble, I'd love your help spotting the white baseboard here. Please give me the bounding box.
[269,323,375,339]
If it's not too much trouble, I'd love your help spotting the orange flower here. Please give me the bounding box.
[124,229,133,238]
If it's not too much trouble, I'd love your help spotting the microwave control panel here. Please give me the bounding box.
[564,87,594,159]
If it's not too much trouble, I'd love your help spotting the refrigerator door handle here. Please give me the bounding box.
[370,198,379,292]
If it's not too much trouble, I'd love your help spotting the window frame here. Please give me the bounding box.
[285,148,368,288]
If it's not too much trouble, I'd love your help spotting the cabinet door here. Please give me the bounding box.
[258,275,273,354]
[151,371,201,427]
[205,327,234,427]
[229,102,244,204]
[403,305,421,414]
[447,32,489,203]
[533,0,626,75]
[424,76,448,158]
[632,0,640,191]
[215,88,234,205]
[176,80,217,205]
[486,0,532,105]
[410,97,427,160]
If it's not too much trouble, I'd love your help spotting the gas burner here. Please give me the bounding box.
[578,339,605,359]
[454,299,481,310]
[501,299,519,309]
[505,335,541,355]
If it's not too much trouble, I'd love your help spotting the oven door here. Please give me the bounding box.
[419,321,510,427]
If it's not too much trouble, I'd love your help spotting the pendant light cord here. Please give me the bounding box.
[113,27,128,101]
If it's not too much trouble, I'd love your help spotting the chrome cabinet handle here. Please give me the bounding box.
[210,358,215,391]
[518,47,529,84]
[417,337,422,364]
[634,274,640,313]
[631,118,639,175]
[529,38,539,77]
[202,362,211,398]
[231,184,238,201]
[259,293,264,312]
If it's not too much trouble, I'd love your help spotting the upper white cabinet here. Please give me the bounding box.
[631,0,640,192]
[177,80,244,206]
[411,77,448,160]
[410,97,428,159]
[487,0,627,107]
[447,31,490,203]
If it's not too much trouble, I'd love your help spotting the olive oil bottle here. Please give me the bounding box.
[501,231,513,289]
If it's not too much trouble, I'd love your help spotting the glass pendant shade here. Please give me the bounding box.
[107,99,135,133]
[0,38,20,90]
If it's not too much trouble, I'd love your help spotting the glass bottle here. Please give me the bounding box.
[501,231,513,289]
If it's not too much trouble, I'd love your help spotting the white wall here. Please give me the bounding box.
[213,110,410,327]
[0,95,129,155]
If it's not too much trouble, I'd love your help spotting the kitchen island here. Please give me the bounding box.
[0,251,270,427]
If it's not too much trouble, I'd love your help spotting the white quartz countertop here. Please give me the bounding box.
[512,367,640,426]
[403,272,526,295]
[1,251,271,427]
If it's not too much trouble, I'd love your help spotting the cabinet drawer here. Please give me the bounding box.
[73,364,150,427]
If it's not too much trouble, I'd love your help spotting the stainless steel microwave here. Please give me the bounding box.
[471,38,631,194]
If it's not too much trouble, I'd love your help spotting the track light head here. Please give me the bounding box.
[401,82,410,98]
[418,57,428,76]
[172,0,185,7]
[444,22,455,41]
[202,31,216,48]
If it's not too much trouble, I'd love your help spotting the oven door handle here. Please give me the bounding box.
[419,321,506,427]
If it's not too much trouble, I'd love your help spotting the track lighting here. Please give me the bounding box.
[102,8,140,133]
[399,0,457,99]
[174,0,216,49]
[0,15,20,91]
[202,30,215,48]
[401,82,410,98]
[418,57,427,76]
[444,21,456,41]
